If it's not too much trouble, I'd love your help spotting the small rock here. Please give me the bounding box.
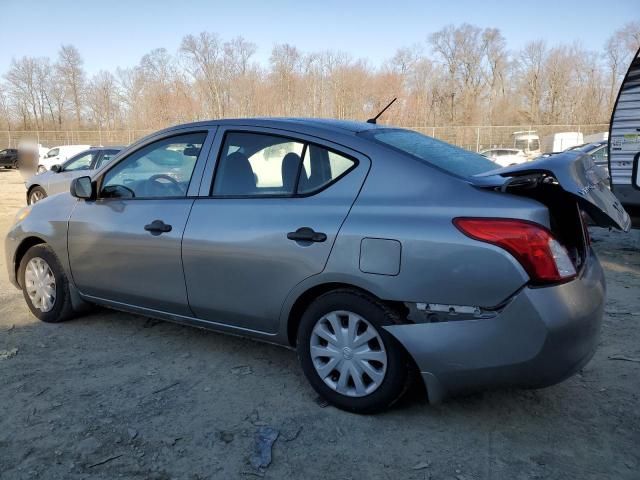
[203,387,211,392]
[0,348,18,360]
[250,426,279,469]
[412,461,431,470]
[219,431,234,443]
[127,428,138,440]
[231,365,253,376]
[75,436,101,457]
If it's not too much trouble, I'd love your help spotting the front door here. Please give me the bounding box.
[68,130,213,315]
[182,128,370,333]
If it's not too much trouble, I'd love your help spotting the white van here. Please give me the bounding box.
[540,132,584,154]
[512,131,541,159]
[38,145,91,172]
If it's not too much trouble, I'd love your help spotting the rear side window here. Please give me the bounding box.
[299,145,355,194]
[365,129,497,177]
[212,132,356,196]
[96,150,120,169]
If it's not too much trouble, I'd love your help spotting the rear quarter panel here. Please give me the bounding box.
[298,147,551,309]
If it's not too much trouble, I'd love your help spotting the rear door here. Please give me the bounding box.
[182,127,370,333]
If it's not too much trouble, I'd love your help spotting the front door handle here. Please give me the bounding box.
[144,219,172,235]
[287,227,327,243]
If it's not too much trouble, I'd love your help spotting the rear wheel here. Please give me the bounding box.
[28,186,47,205]
[18,244,75,323]
[297,289,409,413]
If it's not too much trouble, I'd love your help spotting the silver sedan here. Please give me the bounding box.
[4,119,630,413]
[25,147,123,204]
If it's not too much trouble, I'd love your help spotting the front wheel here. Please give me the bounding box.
[18,244,75,323]
[297,289,409,414]
[28,186,47,205]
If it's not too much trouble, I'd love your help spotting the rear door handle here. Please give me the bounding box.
[287,227,327,243]
[144,219,172,235]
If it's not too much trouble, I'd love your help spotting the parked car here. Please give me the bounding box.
[38,145,92,173]
[26,147,123,204]
[0,148,19,169]
[567,142,609,168]
[4,119,630,413]
[480,148,528,167]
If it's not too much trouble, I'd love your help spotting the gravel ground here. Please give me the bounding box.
[0,168,639,480]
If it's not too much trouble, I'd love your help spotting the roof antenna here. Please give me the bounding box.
[367,97,397,124]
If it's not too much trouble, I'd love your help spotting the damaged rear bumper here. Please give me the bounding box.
[384,248,605,403]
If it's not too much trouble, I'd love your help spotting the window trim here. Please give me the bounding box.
[208,130,359,199]
[94,131,210,201]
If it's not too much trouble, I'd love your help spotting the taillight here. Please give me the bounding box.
[453,218,577,285]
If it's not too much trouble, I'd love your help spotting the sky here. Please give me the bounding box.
[0,0,638,74]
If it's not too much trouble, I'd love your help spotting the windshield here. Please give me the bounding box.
[515,139,539,151]
[365,129,498,177]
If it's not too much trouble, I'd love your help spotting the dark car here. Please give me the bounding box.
[0,148,19,169]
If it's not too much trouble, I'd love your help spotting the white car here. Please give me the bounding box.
[480,148,528,167]
[38,145,91,172]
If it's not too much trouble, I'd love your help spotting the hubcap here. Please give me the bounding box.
[310,310,388,397]
[24,257,56,312]
[30,190,44,204]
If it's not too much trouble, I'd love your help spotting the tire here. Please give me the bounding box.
[28,186,47,205]
[18,244,75,323]
[297,289,409,414]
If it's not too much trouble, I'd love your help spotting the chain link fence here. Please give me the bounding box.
[0,129,154,150]
[409,124,609,152]
[0,124,609,152]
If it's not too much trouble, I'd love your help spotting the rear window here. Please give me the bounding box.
[365,129,498,177]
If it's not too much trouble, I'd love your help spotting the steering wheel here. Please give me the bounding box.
[148,173,183,195]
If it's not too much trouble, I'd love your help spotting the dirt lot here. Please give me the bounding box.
[0,168,639,480]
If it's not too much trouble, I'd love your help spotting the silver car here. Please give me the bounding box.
[25,147,123,204]
[4,119,631,413]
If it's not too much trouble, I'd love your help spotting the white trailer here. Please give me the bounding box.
[609,47,640,209]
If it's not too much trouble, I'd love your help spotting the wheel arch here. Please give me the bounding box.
[13,236,47,287]
[26,184,42,204]
[285,281,408,347]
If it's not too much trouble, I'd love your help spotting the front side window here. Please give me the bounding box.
[100,132,206,199]
[63,151,95,171]
[47,148,59,158]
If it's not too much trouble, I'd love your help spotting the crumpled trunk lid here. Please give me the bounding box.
[472,151,631,231]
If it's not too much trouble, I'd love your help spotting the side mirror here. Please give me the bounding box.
[70,176,94,200]
[50,164,62,173]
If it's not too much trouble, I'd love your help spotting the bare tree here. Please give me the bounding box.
[56,45,85,127]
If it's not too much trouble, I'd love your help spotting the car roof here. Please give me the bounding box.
[159,118,391,136]
[482,148,521,153]
[89,146,125,150]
